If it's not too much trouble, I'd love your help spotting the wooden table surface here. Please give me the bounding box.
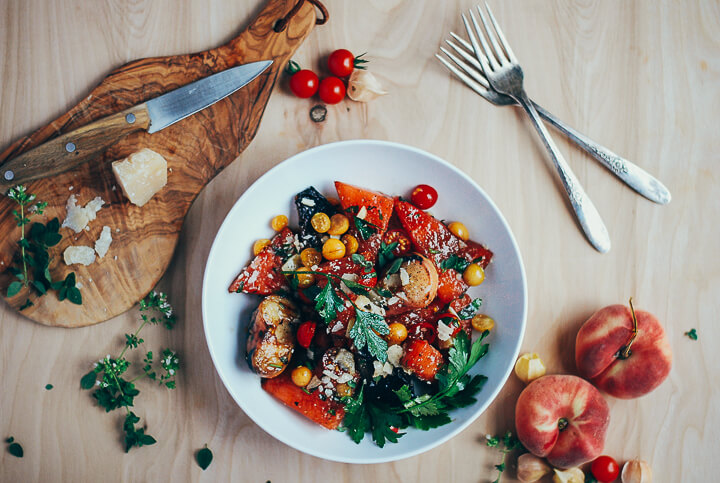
[1,1,718,481]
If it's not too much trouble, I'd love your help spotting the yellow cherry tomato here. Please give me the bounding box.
[253,238,271,256]
[295,267,315,288]
[300,247,322,268]
[311,212,331,233]
[341,234,359,255]
[322,238,346,260]
[448,221,470,241]
[327,213,350,236]
[291,366,313,387]
[471,314,494,332]
[270,214,288,231]
[387,323,408,346]
[463,263,485,286]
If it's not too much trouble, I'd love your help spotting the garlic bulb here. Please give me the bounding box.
[517,453,552,482]
[347,70,387,102]
[552,467,585,483]
[621,460,653,483]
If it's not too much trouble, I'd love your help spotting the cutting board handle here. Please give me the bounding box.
[273,0,328,32]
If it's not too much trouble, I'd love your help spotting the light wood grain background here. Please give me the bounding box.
[1,1,718,481]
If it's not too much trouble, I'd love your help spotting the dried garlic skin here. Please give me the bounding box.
[347,70,387,102]
[552,467,585,483]
[622,460,653,483]
[517,453,552,482]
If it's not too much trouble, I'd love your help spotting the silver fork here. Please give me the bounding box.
[461,3,611,253]
[436,33,671,206]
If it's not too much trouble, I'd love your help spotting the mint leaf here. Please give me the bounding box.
[457,298,482,320]
[80,370,96,390]
[354,217,377,240]
[440,254,469,272]
[8,442,23,458]
[685,328,698,340]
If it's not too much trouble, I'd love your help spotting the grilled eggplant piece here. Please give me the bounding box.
[246,295,299,378]
[294,186,337,249]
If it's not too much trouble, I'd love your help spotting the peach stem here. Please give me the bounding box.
[618,298,639,359]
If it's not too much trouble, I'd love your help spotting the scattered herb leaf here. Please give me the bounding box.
[685,328,698,340]
[457,298,482,320]
[354,216,377,240]
[81,291,179,451]
[196,445,213,470]
[440,254,469,273]
[8,442,23,458]
[45,384,53,390]
[349,309,390,362]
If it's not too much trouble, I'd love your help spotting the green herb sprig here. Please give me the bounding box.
[5,436,23,458]
[80,291,179,452]
[5,185,80,306]
[341,331,490,447]
[486,431,523,483]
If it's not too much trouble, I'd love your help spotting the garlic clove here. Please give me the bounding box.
[621,460,653,483]
[347,70,387,102]
[514,353,547,383]
[517,453,552,482]
[552,467,585,483]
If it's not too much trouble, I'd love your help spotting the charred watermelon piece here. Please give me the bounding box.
[228,228,295,295]
[335,181,394,233]
[401,339,443,381]
[436,269,468,304]
[294,186,336,249]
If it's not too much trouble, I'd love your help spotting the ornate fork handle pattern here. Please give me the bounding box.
[533,103,671,204]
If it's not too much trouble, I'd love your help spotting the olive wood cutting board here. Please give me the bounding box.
[0,0,318,327]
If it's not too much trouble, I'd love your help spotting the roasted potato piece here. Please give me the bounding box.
[314,347,360,399]
[246,295,298,378]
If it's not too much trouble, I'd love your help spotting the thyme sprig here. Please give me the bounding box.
[80,291,179,452]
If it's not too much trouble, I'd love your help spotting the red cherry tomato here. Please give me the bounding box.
[412,322,437,344]
[591,455,620,482]
[437,312,461,336]
[296,321,317,348]
[410,184,438,210]
[358,269,377,288]
[328,49,355,77]
[383,230,412,256]
[318,77,345,104]
[289,69,319,98]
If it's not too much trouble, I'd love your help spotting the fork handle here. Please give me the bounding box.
[531,102,671,205]
[516,92,611,253]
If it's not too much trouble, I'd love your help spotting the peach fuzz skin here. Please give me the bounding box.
[575,304,672,399]
[515,375,610,469]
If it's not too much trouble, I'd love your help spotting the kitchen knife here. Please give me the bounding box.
[0,60,272,193]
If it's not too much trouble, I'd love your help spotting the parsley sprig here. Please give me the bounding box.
[284,269,390,362]
[5,185,79,307]
[80,291,179,452]
[341,331,490,447]
[486,431,523,483]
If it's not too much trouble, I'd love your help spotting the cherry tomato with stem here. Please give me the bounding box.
[289,69,319,98]
[296,321,317,348]
[383,229,412,256]
[410,184,438,210]
[591,455,620,482]
[318,77,345,104]
[327,49,355,77]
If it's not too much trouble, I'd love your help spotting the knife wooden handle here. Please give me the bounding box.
[0,103,149,192]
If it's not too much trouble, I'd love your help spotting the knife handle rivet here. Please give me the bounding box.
[3,170,14,181]
[65,142,76,153]
[125,113,136,124]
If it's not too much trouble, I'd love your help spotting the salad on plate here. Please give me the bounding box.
[228,181,496,447]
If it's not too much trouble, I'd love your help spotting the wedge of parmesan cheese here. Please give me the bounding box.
[112,148,168,207]
[63,246,96,266]
[61,194,105,233]
[94,226,112,258]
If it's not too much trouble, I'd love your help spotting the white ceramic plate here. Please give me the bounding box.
[202,140,527,463]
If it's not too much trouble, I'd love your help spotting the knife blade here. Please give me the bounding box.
[0,60,272,193]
